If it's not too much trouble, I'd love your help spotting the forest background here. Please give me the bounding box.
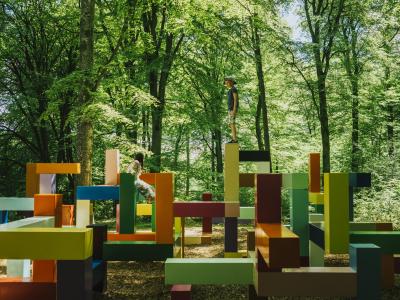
[0,0,399,228]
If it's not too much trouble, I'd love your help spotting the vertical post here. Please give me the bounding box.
[76,200,91,228]
[87,224,107,292]
[202,192,212,234]
[39,174,56,194]
[57,258,93,300]
[256,174,282,223]
[26,163,40,197]
[324,173,349,254]
[350,244,381,300]
[155,173,174,244]
[308,153,320,193]
[105,149,120,185]
[119,173,136,234]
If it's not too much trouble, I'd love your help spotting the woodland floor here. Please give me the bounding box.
[1,225,399,299]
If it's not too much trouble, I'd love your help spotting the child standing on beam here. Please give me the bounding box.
[127,153,155,203]
[224,77,239,143]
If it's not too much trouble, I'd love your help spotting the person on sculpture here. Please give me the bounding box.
[127,153,155,203]
[224,77,238,143]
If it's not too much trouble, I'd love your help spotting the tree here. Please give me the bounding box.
[303,0,345,172]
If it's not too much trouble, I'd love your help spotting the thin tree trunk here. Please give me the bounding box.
[255,98,264,150]
[185,133,190,197]
[77,0,95,186]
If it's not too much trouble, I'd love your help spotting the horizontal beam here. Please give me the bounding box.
[254,266,356,297]
[173,201,239,217]
[76,186,119,201]
[0,228,92,260]
[35,163,80,174]
[103,241,173,261]
[0,216,54,229]
[350,231,400,254]
[0,278,56,300]
[165,258,254,285]
[0,197,34,211]
[239,207,255,220]
[107,232,155,241]
[239,150,269,162]
[137,203,152,216]
[256,223,300,269]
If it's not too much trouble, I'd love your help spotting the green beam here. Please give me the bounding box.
[165,258,254,285]
[350,231,400,254]
[119,173,136,234]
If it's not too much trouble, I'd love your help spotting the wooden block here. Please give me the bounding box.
[35,163,80,174]
[350,231,400,254]
[283,173,308,189]
[173,201,225,217]
[139,172,155,185]
[39,174,56,194]
[107,232,156,241]
[394,255,400,273]
[349,243,381,300]
[92,259,107,292]
[239,150,269,161]
[254,266,357,297]
[0,216,54,229]
[349,172,371,187]
[224,252,243,258]
[239,206,255,220]
[224,143,239,202]
[256,223,300,269]
[34,194,62,227]
[76,200,91,228]
[105,149,119,185]
[26,163,40,197]
[62,205,74,226]
[225,202,240,217]
[239,173,255,187]
[32,260,56,282]
[248,284,267,300]
[76,186,119,201]
[247,229,255,251]
[0,228,93,260]
[289,189,309,256]
[137,203,152,216]
[57,258,92,300]
[309,213,324,222]
[165,258,253,285]
[308,192,324,205]
[119,173,136,234]
[103,241,173,261]
[309,241,324,267]
[0,197,34,211]
[224,217,238,252]
[255,174,282,223]
[0,279,56,300]
[155,173,174,244]
[324,173,349,254]
[87,224,107,260]
[381,254,395,288]
[171,284,191,300]
[308,153,320,192]
[309,222,324,249]
[202,193,212,233]
[6,259,30,277]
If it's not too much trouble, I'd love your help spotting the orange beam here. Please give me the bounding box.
[34,194,63,227]
[256,223,300,269]
[155,173,174,244]
[139,173,156,185]
[35,163,80,174]
[26,163,39,197]
[107,232,156,241]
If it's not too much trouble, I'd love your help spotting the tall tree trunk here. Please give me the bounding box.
[215,128,223,174]
[77,0,95,186]
[317,72,331,173]
[185,133,190,197]
[255,98,264,150]
[251,15,272,169]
